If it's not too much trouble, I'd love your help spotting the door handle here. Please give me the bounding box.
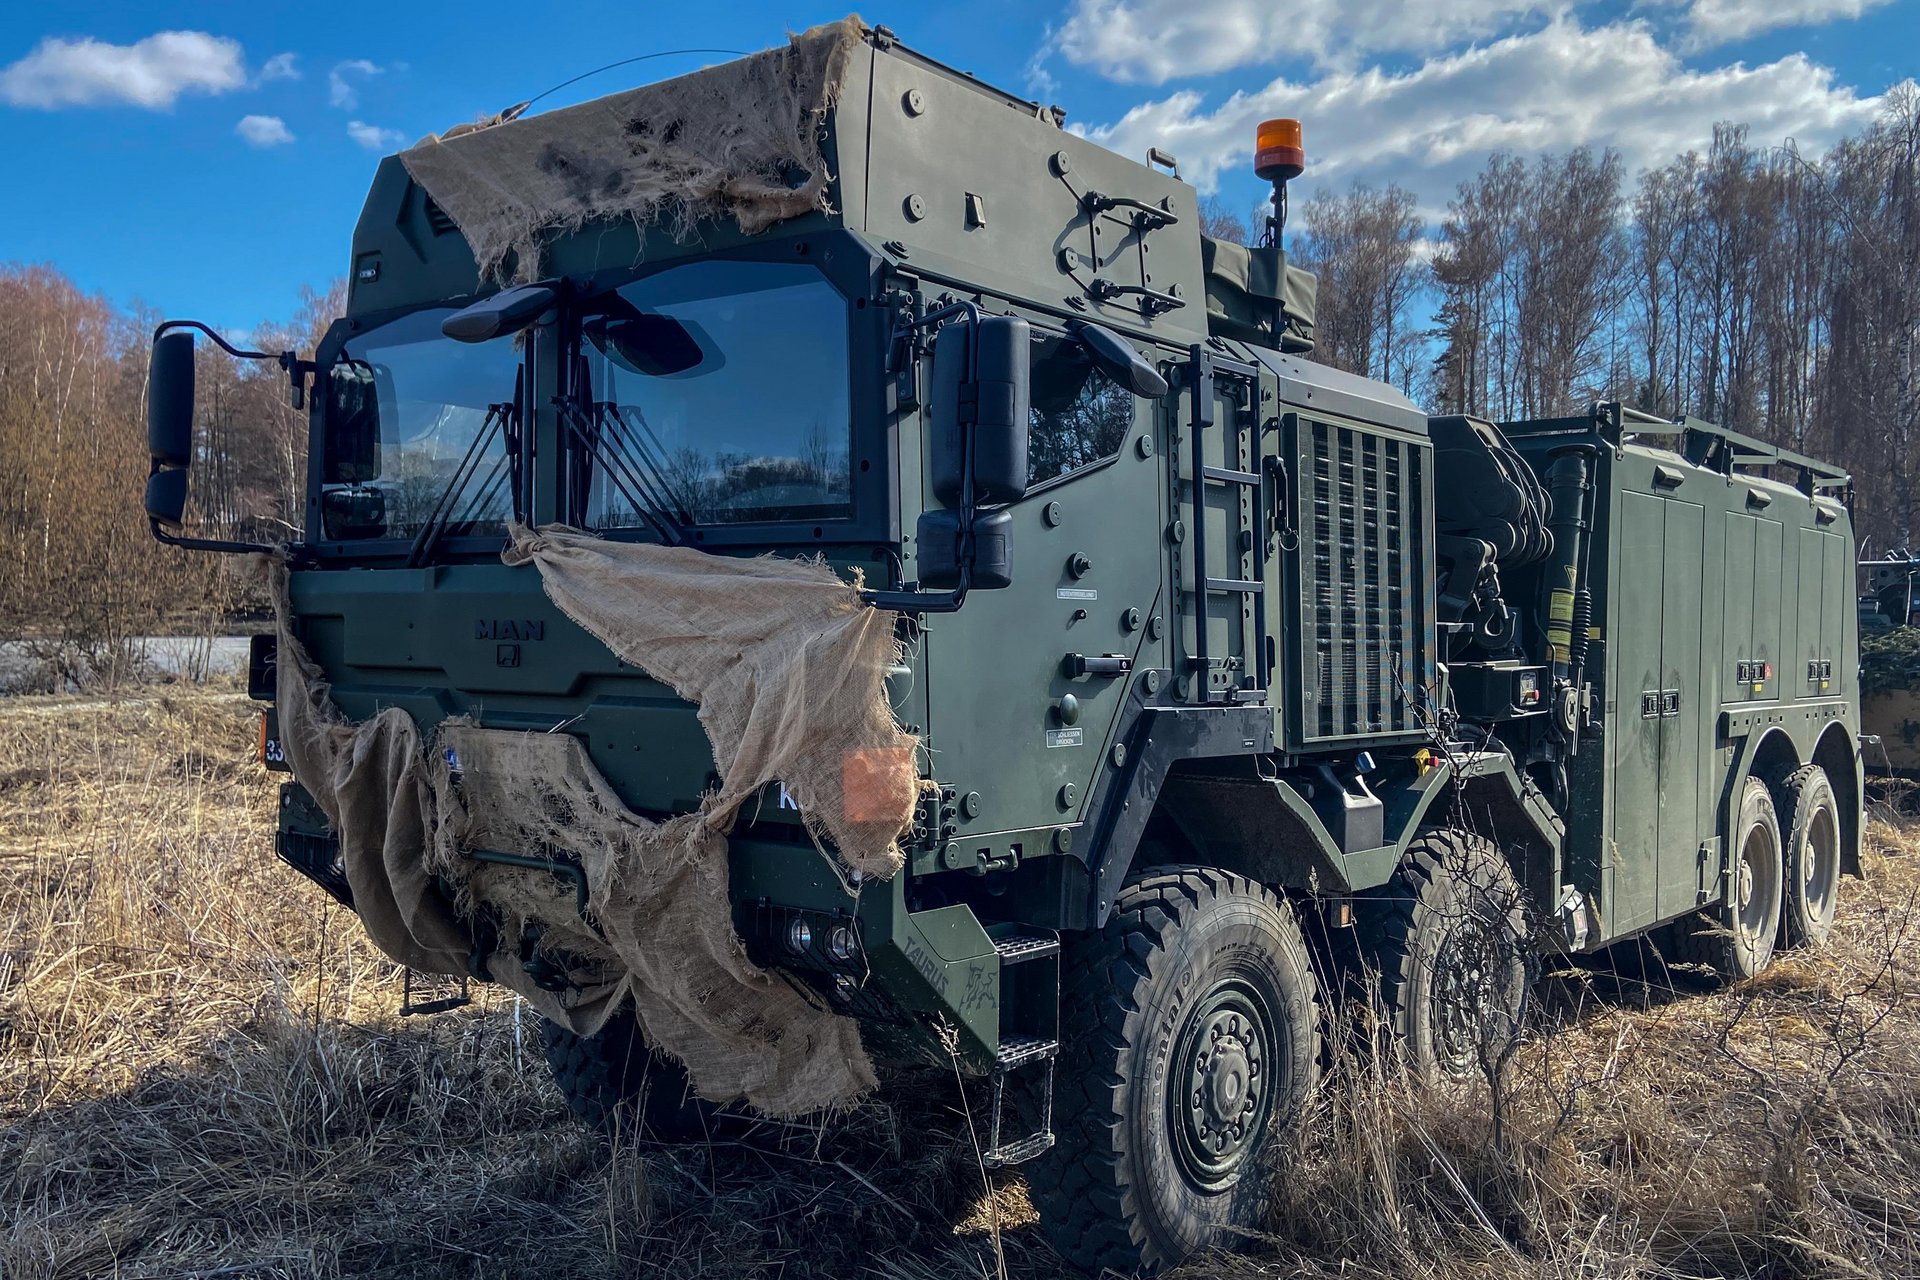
[1064,653,1132,678]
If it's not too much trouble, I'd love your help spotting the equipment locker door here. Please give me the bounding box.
[1609,489,1707,930]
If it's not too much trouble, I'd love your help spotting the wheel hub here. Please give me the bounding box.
[1170,986,1276,1186]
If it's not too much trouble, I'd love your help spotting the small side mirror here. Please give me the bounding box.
[916,508,1013,591]
[1071,321,1169,397]
[148,330,195,467]
[930,314,1031,506]
[144,466,189,528]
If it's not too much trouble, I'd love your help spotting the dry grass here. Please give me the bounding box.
[3,685,1917,1278]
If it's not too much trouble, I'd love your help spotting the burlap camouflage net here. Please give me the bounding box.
[399,17,866,282]
[265,524,920,1115]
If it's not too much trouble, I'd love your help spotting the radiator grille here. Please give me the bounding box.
[1295,418,1433,744]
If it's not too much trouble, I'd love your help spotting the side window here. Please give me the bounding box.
[1028,334,1135,487]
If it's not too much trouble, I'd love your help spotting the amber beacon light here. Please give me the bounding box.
[1254,118,1305,183]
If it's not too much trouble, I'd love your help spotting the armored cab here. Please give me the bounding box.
[138,20,1864,1278]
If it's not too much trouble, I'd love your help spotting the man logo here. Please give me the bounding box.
[475,619,545,642]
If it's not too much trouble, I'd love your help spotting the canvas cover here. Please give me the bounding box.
[265,525,919,1115]
[1201,236,1318,354]
[400,18,866,281]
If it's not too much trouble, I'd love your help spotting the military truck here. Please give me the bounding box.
[138,21,1864,1276]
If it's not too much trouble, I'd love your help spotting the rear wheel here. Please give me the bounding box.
[1770,764,1841,949]
[1027,867,1320,1277]
[540,1007,721,1142]
[1357,829,1529,1082]
[1667,776,1782,983]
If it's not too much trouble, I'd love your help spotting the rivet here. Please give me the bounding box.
[1123,607,1143,632]
[1136,435,1154,459]
[1050,150,1072,176]
[1111,742,1128,768]
[1068,551,1092,578]
[903,88,926,116]
[1147,614,1164,640]
[1167,520,1186,544]
[1054,827,1074,853]
[961,790,982,818]
[1056,693,1081,726]
[1044,500,1064,527]
[1058,782,1077,809]
[904,193,926,221]
[1144,670,1163,694]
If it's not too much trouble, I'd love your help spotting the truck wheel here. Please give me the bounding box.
[1770,764,1842,949]
[1028,867,1320,1277]
[1668,776,1783,982]
[1358,829,1529,1082]
[539,1008,720,1142]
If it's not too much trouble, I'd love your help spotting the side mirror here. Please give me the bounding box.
[1071,320,1169,397]
[916,508,1013,591]
[144,466,189,528]
[930,314,1031,506]
[145,330,195,527]
[148,330,195,467]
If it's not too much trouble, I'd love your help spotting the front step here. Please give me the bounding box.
[983,1036,1058,1168]
[993,932,1061,964]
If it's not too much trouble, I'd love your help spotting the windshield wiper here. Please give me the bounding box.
[556,394,692,545]
[405,390,522,567]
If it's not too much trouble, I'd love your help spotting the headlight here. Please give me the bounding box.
[785,918,813,955]
[827,923,858,964]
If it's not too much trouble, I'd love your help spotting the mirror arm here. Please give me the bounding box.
[147,516,278,556]
[861,575,970,615]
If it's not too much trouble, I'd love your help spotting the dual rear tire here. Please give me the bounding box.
[1665,766,1843,983]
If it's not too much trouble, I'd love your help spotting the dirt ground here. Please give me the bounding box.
[3,686,1917,1279]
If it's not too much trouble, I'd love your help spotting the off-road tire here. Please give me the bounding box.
[1356,829,1529,1083]
[540,1009,720,1142]
[1027,867,1321,1277]
[1769,764,1842,949]
[1667,776,1782,983]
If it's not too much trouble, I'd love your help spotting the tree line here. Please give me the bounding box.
[0,268,336,685]
[1207,86,1920,553]
[3,88,1916,683]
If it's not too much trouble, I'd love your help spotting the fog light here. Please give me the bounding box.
[832,974,859,1005]
[785,918,813,955]
[827,923,858,964]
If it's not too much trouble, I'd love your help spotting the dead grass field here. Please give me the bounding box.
[2,686,1917,1279]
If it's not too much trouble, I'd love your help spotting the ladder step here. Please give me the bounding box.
[996,1034,1059,1070]
[1204,576,1263,593]
[983,1131,1056,1168]
[993,932,1060,964]
[1201,464,1261,486]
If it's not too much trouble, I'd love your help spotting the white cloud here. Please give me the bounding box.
[259,52,300,83]
[235,114,293,147]
[346,119,405,151]
[0,30,246,109]
[1685,0,1897,47]
[328,59,381,110]
[1053,0,1553,83]
[1080,19,1892,205]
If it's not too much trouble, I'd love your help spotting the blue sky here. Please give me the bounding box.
[1,1,1914,339]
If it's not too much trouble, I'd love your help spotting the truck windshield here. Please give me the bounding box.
[319,308,522,542]
[573,260,852,529]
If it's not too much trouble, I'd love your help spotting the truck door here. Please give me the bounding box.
[921,330,1167,849]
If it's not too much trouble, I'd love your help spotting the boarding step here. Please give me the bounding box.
[983,1036,1059,1168]
[992,931,1061,965]
[995,1034,1059,1070]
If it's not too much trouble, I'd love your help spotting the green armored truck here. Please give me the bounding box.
[139,20,1864,1276]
